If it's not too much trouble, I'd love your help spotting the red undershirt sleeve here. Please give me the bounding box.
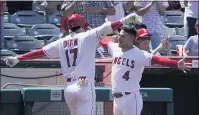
[151,56,178,67]
[141,51,178,68]
[17,49,46,61]
[111,20,123,31]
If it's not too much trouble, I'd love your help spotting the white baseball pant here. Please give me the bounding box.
[64,80,96,115]
[113,91,143,115]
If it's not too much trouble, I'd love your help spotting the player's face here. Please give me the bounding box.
[118,30,135,48]
[137,37,151,50]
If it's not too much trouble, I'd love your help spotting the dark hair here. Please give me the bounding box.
[121,25,137,36]
[71,26,81,32]
[134,23,147,29]
[128,23,147,30]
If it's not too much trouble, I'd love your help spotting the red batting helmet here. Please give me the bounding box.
[67,14,88,30]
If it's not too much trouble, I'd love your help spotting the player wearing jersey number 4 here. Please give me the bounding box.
[100,25,192,115]
[4,13,141,115]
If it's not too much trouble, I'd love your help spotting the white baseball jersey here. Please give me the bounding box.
[42,29,103,83]
[108,42,152,92]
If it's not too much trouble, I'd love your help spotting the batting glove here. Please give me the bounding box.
[120,13,141,25]
[77,78,88,87]
[4,56,20,67]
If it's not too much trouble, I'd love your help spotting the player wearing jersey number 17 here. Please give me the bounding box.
[4,13,141,115]
[100,25,192,115]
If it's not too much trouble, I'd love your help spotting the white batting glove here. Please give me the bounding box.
[4,56,20,67]
[120,13,141,25]
[77,78,88,87]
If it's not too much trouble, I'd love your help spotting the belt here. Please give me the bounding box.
[112,92,131,98]
[66,78,76,82]
[66,76,87,82]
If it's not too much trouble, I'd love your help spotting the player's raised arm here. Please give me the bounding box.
[4,39,61,67]
[93,13,141,38]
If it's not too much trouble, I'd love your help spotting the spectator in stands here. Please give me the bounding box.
[106,1,125,22]
[183,19,198,56]
[123,1,137,15]
[6,1,33,15]
[180,1,198,38]
[166,1,182,11]
[134,1,169,50]
[135,28,172,56]
[33,1,62,15]
[61,1,115,30]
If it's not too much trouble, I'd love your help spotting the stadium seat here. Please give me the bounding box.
[49,11,61,27]
[168,35,186,51]
[10,11,47,27]
[28,24,60,45]
[4,12,10,23]
[164,11,184,28]
[4,36,44,54]
[166,27,185,37]
[3,23,26,36]
[28,24,60,36]
[46,36,61,44]
[0,49,17,58]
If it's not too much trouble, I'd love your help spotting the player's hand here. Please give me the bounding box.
[4,56,19,67]
[177,57,192,74]
[158,39,169,50]
[121,13,141,25]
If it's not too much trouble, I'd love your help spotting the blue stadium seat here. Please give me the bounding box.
[10,11,47,27]
[28,24,60,36]
[49,11,61,27]
[0,49,17,58]
[4,36,44,54]
[4,23,26,36]
[164,11,184,28]
[168,35,186,51]
[4,12,10,23]
[28,24,60,45]
[46,36,61,44]
[166,27,185,37]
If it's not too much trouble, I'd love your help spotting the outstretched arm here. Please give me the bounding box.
[17,49,46,61]
[4,49,46,67]
[151,56,178,67]
[151,56,191,73]
[4,39,61,67]
[93,13,141,38]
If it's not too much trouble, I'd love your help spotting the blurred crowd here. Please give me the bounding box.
[2,1,199,57]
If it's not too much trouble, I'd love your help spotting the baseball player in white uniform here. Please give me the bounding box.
[4,13,141,115]
[100,25,191,115]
